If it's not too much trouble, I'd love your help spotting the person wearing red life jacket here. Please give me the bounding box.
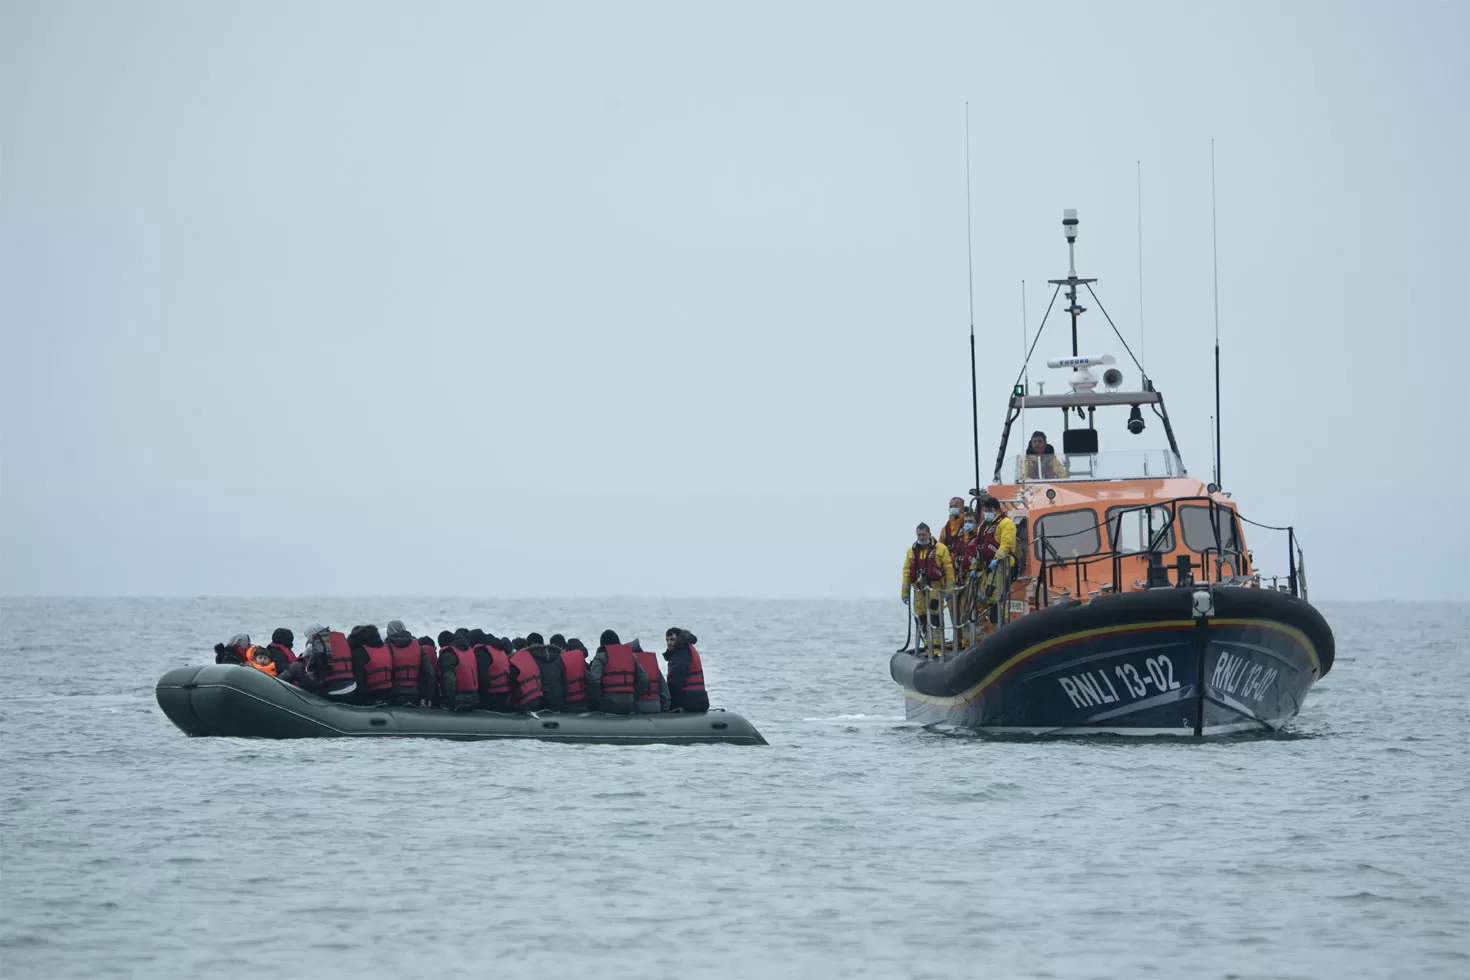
[631,638,670,713]
[508,634,545,711]
[264,628,296,673]
[383,620,434,707]
[663,628,709,713]
[558,638,590,712]
[588,630,648,715]
[901,523,956,655]
[468,630,515,713]
[347,624,394,704]
[437,629,480,711]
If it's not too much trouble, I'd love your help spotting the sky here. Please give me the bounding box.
[2,0,1466,599]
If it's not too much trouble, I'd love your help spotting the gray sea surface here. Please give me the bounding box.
[1,598,1466,979]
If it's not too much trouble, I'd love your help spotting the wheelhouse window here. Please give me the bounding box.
[1033,509,1102,562]
[1106,505,1176,554]
[1179,504,1240,556]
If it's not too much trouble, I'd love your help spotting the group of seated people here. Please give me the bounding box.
[212,622,709,715]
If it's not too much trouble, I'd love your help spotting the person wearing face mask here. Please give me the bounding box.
[1023,430,1068,479]
[939,496,968,555]
[977,497,1019,627]
[901,522,955,654]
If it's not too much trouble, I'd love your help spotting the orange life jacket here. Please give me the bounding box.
[243,647,278,677]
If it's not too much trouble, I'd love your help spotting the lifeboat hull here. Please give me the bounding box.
[891,586,1333,736]
[156,664,766,746]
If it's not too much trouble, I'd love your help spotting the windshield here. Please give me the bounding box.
[1014,449,1184,482]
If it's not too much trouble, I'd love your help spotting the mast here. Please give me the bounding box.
[1211,140,1222,489]
[966,104,980,498]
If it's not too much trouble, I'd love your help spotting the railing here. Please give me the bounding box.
[904,562,1014,658]
[1012,449,1184,483]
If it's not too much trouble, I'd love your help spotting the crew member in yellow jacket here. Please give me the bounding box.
[901,522,955,653]
[976,497,1018,627]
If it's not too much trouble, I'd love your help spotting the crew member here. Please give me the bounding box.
[939,496,968,555]
[1023,430,1068,479]
[589,630,648,715]
[384,620,432,707]
[265,629,296,673]
[560,638,589,712]
[631,639,669,713]
[978,496,1019,626]
[664,628,709,713]
[438,629,479,711]
[901,523,956,654]
[530,633,568,712]
[508,634,545,712]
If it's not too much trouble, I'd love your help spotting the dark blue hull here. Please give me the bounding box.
[890,586,1333,735]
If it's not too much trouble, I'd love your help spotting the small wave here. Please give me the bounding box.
[803,714,906,723]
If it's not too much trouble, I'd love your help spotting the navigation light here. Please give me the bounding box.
[1127,405,1145,435]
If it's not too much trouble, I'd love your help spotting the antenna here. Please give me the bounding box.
[1211,139,1222,489]
[1136,160,1146,377]
[966,103,980,500]
[1020,279,1028,474]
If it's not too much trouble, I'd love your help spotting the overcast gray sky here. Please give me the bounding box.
[2,1,1466,599]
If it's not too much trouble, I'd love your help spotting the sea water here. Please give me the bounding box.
[1,598,1466,979]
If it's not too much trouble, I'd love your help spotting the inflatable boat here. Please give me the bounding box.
[156,664,767,746]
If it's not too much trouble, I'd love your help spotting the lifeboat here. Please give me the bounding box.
[891,210,1334,736]
[156,664,766,746]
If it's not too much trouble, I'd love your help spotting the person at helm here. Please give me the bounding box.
[1023,430,1068,479]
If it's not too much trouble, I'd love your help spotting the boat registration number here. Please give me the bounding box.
[1057,655,1181,709]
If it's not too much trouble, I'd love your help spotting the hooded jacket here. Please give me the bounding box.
[438,631,479,710]
[663,630,709,713]
[529,637,567,712]
[587,630,648,714]
[384,620,434,706]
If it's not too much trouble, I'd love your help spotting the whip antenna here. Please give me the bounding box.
[1211,139,1222,489]
[1137,160,1146,377]
[966,103,980,499]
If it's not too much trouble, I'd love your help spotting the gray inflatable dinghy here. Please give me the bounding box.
[156,664,767,746]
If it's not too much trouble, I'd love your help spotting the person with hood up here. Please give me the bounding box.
[418,635,441,706]
[530,634,569,711]
[588,630,648,715]
[348,624,393,704]
[630,639,670,713]
[464,630,512,712]
[558,638,590,712]
[264,628,296,673]
[384,620,434,707]
[437,629,479,711]
[508,633,546,712]
[213,633,252,665]
[663,628,709,713]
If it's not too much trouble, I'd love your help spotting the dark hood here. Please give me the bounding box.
[529,643,558,665]
[348,624,383,647]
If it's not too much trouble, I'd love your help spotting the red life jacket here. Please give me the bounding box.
[560,650,588,704]
[601,644,637,696]
[388,638,421,690]
[477,645,513,695]
[361,644,394,692]
[976,520,1000,561]
[450,646,478,697]
[267,642,296,666]
[907,543,944,585]
[683,645,706,693]
[509,649,543,708]
[635,650,662,704]
[324,631,354,688]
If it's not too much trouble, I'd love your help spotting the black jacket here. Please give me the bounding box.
[531,643,566,712]
[385,631,434,705]
[438,642,480,710]
[664,634,709,712]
